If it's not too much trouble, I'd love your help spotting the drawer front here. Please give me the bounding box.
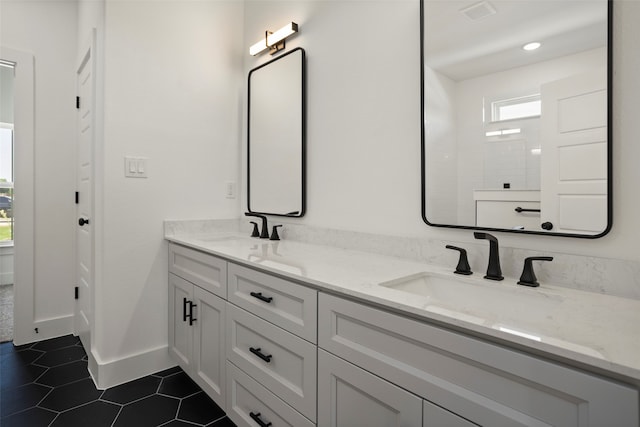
[227,262,317,342]
[476,200,541,230]
[319,293,638,427]
[226,303,317,421]
[226,361,314,427]
[169,243,227,298]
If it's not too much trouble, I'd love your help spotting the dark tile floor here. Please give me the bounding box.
[0,335,236,427]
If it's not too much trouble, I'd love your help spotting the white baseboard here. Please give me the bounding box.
[89,345,176,390]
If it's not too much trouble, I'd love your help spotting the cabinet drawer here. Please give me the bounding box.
[169,243,227,298]
[226,361,314,427]
[226,303,317,421]
[228,262,317,342]
[319,293,638,427]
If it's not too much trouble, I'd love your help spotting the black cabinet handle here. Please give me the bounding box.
[249,412,272,427]
[189,302,197,325]
[183,297,188,322]
[249,347,272,363]
[78,218,90,226]
[541,221,553,230]
[250,292,273,303]
[514,207,541,213]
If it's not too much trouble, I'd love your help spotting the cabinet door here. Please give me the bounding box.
[168,273,193,371]
[318,349,422,427]
[193,286,226,409]
[424,400,478,427]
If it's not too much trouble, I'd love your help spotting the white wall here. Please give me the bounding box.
[1,1,77,337]
[243,0,422,235]
[93,0,244,378]
[242,1,640,267]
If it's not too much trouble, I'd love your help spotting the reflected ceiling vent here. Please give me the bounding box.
[460,1,497,21]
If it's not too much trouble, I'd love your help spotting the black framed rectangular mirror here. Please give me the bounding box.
[421,0,612,237]
[248,47,306,217]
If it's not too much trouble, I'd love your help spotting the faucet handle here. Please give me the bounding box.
[249,221,260,238]
[270,225,282,241]
[518,256,553,287]
[445,245,472,275]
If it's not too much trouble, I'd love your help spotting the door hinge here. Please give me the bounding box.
[74,286,79,300]
[76,96,80,109]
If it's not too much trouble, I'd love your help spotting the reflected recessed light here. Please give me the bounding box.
[522,42,541,51]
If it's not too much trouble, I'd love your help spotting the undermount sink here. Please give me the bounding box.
[379,271,565,339]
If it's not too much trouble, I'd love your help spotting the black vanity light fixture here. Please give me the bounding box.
[249,22,299,56]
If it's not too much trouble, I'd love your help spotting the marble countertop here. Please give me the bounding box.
[165,230,640,383]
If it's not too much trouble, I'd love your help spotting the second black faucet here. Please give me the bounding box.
[245,212,269,239]
[473,232,504,281]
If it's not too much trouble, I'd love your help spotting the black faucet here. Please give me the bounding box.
[445,245,472,275]
[245,213,269,239]
[518,256,553,287]
[473,232,503,281]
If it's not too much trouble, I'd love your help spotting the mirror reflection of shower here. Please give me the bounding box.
[0,59,15,343]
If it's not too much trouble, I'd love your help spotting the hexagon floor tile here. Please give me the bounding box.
[0,336,236,427]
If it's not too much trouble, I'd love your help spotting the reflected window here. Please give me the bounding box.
[492,94,541,122]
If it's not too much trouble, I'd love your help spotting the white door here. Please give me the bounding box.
[75,36,95,349]
[540,68,608,235]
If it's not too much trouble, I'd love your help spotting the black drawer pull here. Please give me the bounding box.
[514,207,541,213]
[249,347,272,363]
[183,297,188,322]
[250,292,273,303]
[249,412,272,427]
[189,302,197,326]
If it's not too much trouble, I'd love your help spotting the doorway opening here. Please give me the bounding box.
[0,60,15,343]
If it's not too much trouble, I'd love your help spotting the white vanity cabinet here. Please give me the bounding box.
[318,293,639,427]
[167,239,639,427]
[168,244,227,408]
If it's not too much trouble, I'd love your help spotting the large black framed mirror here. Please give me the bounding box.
[248,47,306,217]
[421,0,612,237]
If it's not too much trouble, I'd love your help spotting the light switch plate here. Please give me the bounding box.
[225,181,236,199]
[124,156,148,178]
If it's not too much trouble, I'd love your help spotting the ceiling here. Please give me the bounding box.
[424,0,608,81]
